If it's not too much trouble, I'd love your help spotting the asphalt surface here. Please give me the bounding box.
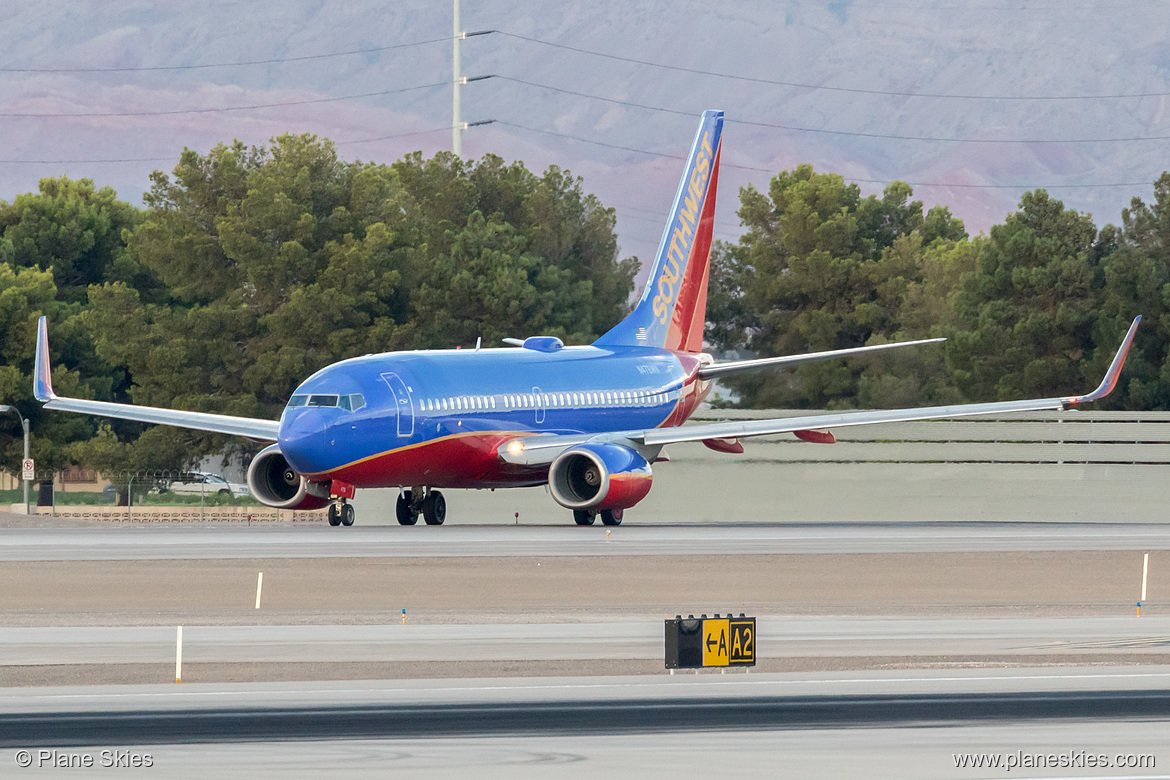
[3,517,1167,776]
[3,521,1170,561]
[7,689,1170,748]
[30,723,1161,780]
[2,669,1169,749]
[5,617,1170,665]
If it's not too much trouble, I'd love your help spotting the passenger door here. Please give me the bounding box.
[381,373,415,437]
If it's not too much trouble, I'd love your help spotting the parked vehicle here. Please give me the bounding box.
[160,472,250,498]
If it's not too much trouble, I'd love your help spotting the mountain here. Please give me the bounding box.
[1,0,1167,266]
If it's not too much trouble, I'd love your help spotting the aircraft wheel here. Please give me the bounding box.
[327,504,342,527]
[396,491,418,525]
[573,510,595,526]
[341,503,355,526]
[601,509,623,526]
[422,491,446,525]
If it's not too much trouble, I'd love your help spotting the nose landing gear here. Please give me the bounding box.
[327,499,355,527]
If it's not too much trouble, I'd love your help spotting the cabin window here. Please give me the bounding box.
[308,394,339,407]
[491,397,497,409]
[287,395,308,408]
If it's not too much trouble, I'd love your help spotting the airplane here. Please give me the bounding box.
[31,110,1141,528]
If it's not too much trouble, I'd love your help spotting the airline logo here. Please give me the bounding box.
[651,131,715,325]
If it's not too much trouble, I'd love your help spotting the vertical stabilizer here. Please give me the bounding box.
[595,110,723,353]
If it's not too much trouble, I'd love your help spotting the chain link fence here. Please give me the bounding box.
[6,468,325,524]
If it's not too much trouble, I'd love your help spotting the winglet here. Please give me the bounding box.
[1066,315,1140,405]
[33,316,56,402]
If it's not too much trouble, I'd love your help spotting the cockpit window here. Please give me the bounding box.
[288,393,364,411]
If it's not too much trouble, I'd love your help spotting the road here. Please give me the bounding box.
[3,521,1170,561]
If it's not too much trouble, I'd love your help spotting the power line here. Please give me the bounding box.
[336,120,494,146]
[1,122,494,163]
[0,81,449,118]
[495,30,1170,101]
[497,120,1157,191]
[0,33,489,73]
[0,155,174,164]
[498,76,1170,144]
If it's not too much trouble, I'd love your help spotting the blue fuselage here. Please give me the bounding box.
[277,345,708,489]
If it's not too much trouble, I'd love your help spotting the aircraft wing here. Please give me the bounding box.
[499,316,1140,465]
[697,337,945,380]
[33,317,280,441]
[646,316,1139,446]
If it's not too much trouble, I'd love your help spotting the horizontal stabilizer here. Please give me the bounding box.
[698,338,945,380]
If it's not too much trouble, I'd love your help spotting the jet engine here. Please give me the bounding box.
[548,442,653,511]
[247,444,331,510]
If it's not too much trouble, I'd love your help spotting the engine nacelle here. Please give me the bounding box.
[247,444,331,510]
[548,442,653,511]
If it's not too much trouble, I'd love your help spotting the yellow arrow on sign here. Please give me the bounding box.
[702,618,730,666]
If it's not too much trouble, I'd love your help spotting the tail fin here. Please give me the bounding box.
[595,110,723,353]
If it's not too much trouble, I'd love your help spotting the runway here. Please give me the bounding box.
[3,518,1167,776]
[3,521,1170,561]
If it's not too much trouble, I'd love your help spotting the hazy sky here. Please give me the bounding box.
[2,1,1167,268]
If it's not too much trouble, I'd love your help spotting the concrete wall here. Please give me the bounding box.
[352,409,1170,526]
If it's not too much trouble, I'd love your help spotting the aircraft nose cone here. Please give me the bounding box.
[278,409,327,475]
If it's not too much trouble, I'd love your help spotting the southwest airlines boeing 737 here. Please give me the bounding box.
[32,111,1140,527]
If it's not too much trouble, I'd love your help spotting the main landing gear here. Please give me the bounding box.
[396,487,446,526]
[573,509,623,527]
[327,500,355,527]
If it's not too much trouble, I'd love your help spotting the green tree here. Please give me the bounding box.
[0,264,111,474]
[1093,172,1170,409]
[706,165,963,408]
[80,135,637,463]
[948,190,1110,401]
[0,177,147,303]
